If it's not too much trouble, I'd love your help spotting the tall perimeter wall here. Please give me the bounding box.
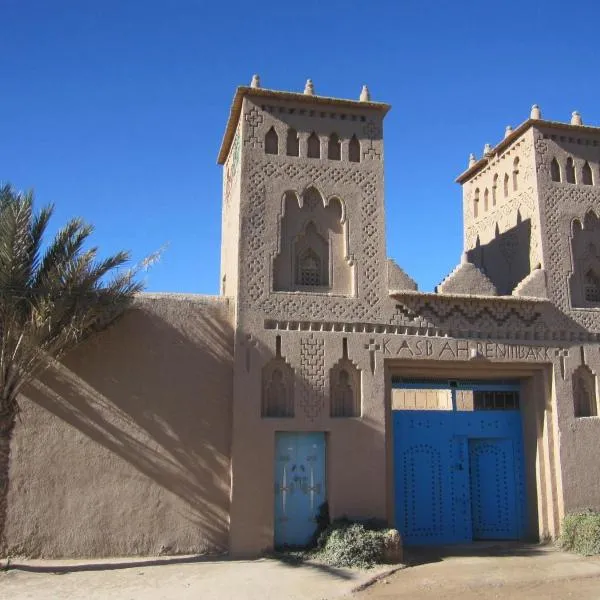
[5,294,234,558]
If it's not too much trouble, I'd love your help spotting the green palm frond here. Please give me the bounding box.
[0,185,146,418]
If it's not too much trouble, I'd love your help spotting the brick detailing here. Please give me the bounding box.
[544,182,600,330]
[240,157,386,323]
[299,335,326,420]
[362,120,382,160]
[244,106,264,149]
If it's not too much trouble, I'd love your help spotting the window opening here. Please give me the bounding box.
[286,128,299,156]
[349,135,360,162]
[265,127,278,155]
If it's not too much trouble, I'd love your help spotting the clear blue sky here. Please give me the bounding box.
[3,0,599,293]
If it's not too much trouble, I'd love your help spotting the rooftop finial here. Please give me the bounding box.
[360,85,371,102]
[469,153,477,167]
[504,125,513,139]
[250,74,260,89]
[304,79,314,96]
[483,143,492,157]
[530,104,541,119]
[571,111,583,125]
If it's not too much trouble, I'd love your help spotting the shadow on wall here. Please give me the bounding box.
[468,216,532,295]
[8,297,234,558]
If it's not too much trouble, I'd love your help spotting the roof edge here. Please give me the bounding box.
[217,86,391,164]
[456,118,600,184]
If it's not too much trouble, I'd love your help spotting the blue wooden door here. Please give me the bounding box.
[392,381,527,545]
[469,438,519,539]
[274,432,326,547]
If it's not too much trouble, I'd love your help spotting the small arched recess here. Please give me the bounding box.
[573,364,598,417]
[330,339,361,418]
[262,336,295,418]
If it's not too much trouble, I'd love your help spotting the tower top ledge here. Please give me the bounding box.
[217,85,391,164]
[456,117,600,184]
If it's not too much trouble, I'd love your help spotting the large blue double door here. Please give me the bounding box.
[393,381,527,545]
[274,432,326,547]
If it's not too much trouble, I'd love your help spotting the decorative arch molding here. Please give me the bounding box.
[569,210,600,307]
[573,364,598,418]
[273,186,354,295]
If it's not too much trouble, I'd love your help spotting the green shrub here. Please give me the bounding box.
[313,518,387,568]
[560,511,600,555]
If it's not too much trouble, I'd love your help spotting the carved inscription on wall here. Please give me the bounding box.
[380,338,554,361]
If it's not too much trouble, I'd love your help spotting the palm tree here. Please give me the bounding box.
[0,184,144,551]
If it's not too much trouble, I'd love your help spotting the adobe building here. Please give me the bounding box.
[5,78,600,558]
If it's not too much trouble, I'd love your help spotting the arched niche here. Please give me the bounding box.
[573,364,598,417]
[330,340,361,417]
[273,187,354,295]
[569,211,600,307]
[550,157,561,182]
[262,338,295,418]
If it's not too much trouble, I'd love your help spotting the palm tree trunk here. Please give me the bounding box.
[0,408,15,556]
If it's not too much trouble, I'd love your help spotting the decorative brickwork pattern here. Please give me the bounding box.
[224,127,241,205]
[244,106,264,149]
[299,335,326,419]
[362,120,382,160]
[543,183,600,330]
[239,156,386,323]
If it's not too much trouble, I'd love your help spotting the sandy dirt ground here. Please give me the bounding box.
[353,544,600,600]
[3,544,600,600]
[0,555,392,600]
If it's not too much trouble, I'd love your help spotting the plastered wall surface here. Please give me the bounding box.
[8,83,600,559]
[5,295,234,558]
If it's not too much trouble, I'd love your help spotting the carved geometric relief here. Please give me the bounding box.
[569,211,600,308]
[299,334,326,420]
[572,364,598,418]
[542,180,600,330]
[240,156,386,323]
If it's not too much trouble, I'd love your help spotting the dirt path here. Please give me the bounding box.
[353,544,600,600]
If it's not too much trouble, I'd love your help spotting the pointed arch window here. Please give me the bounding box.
[262,337,294,418]
[307,132,320,158]
[566,157,576,183]
[286,128,299,157]
[573,365,598,418]
[473,188,480,218]
[328,133,341,160]
[330,339,361,418]
[349,135,360,162]
[550,157,561,182]
[492,174,498,206]
[582,161,593,185]
[483,188,489,212]
[265,127,278,155]
[512,157,520,191]
[504,173,509,197]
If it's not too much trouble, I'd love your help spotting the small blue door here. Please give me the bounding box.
[274,432,326,547]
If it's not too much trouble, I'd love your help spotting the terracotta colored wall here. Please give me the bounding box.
[5,294,234,558]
